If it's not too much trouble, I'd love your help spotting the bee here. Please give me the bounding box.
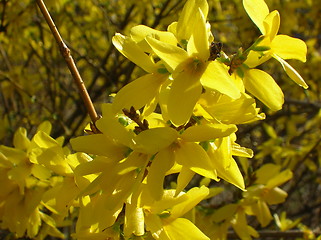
[208,41,223,61]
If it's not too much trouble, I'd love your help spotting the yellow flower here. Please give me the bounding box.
[112,33,170,115]
[243,0,308,88]
[197,91,265,124]
[145,0,240,126]
[142,186,210,240]
[0,122,77,239]
[210,204,259,240]
[243,164,292,227]
[113,0,241,126]
[206,135,250,190]
[242,68,284,111]
[72,103,240,203]
[141,121,239,197]
[274,211,301,231]
[72,193,123,240]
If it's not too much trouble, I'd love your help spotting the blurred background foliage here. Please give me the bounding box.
[0,0,320,238]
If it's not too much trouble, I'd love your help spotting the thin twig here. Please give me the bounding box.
[36,0,100,124]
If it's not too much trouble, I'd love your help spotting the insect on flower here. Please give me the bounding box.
[208,41,223,61]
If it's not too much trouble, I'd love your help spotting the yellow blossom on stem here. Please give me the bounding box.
[243,0,308,88]
[243,164,292,227]
[145,1,240,125]
[0,121,85,239]
[142,186,210,240]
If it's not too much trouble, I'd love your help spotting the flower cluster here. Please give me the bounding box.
[0,122,93,239]
[69,0,307,239]
[0,0,307,239]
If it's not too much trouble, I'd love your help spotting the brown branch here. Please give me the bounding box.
[35,0,100,124]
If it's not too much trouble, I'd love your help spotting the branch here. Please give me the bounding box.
[36,0,100,125]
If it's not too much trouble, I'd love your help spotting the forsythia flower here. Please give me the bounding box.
[243,164,292,227]
[112,32,170,115]
[0,122,90,239]
[206,203,259,240]
[0,0,309,239]
[113,0,240,126]
[125,185,210,239]
[196,91,265,124]
[63,0,306,239]
[243,0,307,87]
[70,101,253,238]
[238,0,308,110]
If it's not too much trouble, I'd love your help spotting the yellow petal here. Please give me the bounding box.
[124,205,145,237]
[167,21,177,37]
[7,162,31,194]
[167,66,203,126]
[242,0,269,34]
[0,170,16,195]
[232,143,254,158]
[104,171,142,211]
[254,163,281,184]
[181,123,237,142]
[273,54,308,89]
[272,35,307,62]
[70,134,126,160]
[266,169,292,189]
[149,190,188,214]
[37,147,73,176]
[13,127,30,150]
[112,73,166,113]
[175,142,217,180]
[130,25,177,52]
[203,93,265,124]
[146,36,189,72]
[37,121,52,135]
[211,204,238,223]
[98,103,136,147]
[208,141,245,190]
[147,149,175,200]
[133,127,178,155]
[243,69,284,111]
[42,177,79,214]
[187,8,209,60]
[40,212,65,239]
[244,48,272,68]
[112,33,157,73]
[33,131,58,148]
[115,151,149,175]
[170,186,209,219]
[145,214,170,240]
[27,210,41,238]
[201,61,241,99]
[212,137,232,169]
[218,157,245,190]
[263,10,280,39]
[0,145,26,165]
[264,187,288,204]
[176,0,209,42]
[158,79,171,122]
[176,166,195,195]
[77,193,123,233]
[251,200,273,227]
[164,218,209,240]
[232,208,259,239]
[31,164,51,180]
[0,151,10,168]
[231,209,251,239]
[74,156,111,176]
